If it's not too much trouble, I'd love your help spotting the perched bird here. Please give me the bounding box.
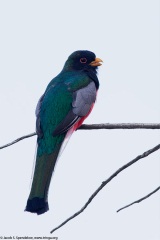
[25,50,103,214]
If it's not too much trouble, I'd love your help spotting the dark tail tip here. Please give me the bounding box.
[25,197,49,215]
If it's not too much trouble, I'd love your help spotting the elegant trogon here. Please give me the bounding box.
[25,50,103,214]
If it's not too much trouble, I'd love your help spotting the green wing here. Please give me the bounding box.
[36,71,92,156]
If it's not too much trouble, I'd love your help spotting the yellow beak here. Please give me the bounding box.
[89,58,103,67]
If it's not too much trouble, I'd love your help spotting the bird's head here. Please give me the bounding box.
[63,50,103,72]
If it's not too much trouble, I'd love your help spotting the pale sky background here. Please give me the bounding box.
[0,1,159,239]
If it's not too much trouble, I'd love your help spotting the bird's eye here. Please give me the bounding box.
[80,58,87,64]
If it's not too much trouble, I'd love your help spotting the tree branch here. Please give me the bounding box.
[79,123,160,130]
[0,123,160,150]
[50,143,160,234]
[0,133,36,150]
[117,186,160,213]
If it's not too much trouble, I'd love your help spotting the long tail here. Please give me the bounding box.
[25,128,74,215]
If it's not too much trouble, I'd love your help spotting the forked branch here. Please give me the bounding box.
[50,143,160,234]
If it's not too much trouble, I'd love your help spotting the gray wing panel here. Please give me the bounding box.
[53,82,96,136]
[72,82,97,117]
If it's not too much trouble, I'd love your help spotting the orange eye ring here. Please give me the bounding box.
[80,58,87,64]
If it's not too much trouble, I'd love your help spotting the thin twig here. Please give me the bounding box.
[117,186,160,213]
[0,133,36,150]
[0,123,160,150]
[50,143,160,234]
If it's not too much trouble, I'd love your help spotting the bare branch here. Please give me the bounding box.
[0,123,160,150]
[117,186,160,213]
[0,133,36,150]
[79,123,160,130]
[50,143,160,234]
